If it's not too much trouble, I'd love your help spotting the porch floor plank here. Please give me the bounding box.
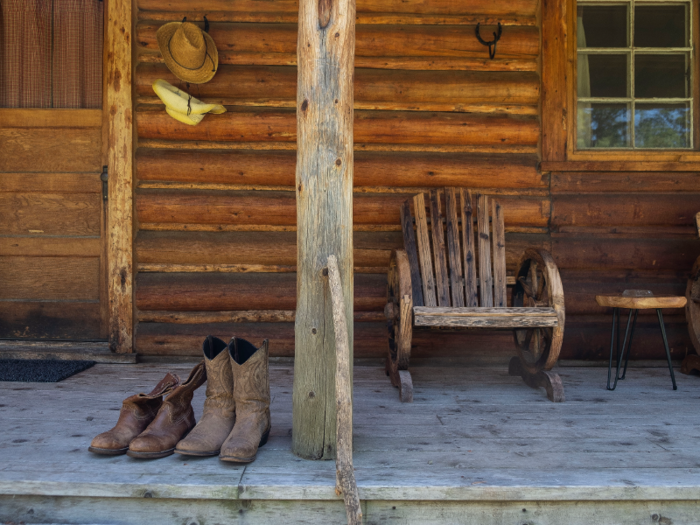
[2,362,700,524]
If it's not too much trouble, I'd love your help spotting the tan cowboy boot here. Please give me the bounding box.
[128,361,206,459]
[89,372,180,456]
[175,336,235,456]
[219,338,270,463]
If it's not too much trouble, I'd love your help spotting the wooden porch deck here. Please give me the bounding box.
[1,361,700,524]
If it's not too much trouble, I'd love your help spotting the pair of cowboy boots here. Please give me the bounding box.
[89,362,206,459]
[175,336,270,463]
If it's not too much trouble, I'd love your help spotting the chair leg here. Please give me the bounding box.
[619,309,638,380]
[656,309,678,391]
[398,370,413,402]
[607,307,619,390]
[509,356,565,402]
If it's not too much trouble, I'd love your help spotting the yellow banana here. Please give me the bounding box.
[152,79,226,116]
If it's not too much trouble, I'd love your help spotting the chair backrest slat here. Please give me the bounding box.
[477,194,494,307]
[429,189,451,307]
[492,199,507,307]
[413,193,437,307]
[460,189,478,307]
[400,201,425,307]
[444,188,465,307]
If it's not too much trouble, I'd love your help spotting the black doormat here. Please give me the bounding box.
[0,359,95,382]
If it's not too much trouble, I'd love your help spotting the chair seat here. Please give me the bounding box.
[595,295,687,310]
[413,306,559,328]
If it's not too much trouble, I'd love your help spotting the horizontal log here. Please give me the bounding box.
[552,236,698,272]
[0,301,101,340]
[136,149,543,189]
[0,237,101,257]
[137,310,384,324]
[135,190,550,228]
[135,318,691,359]
[560,317,692,361]
[559,269,688,317]
[541,160,700,173]
[136,107,540,147]
[552,194,700,228]
[136,23,539,60]
[0,256,100,301]
[135,64,540,109]
[137,0,538,18]
[0,173,101,194]
[135,321,518,358]
[0,128,101,172]
[0,193,101,236]
[135,272,386,312]
[0,109,101,128]
[551,172,700,194]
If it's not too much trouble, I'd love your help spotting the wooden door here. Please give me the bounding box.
[0,109,107,341]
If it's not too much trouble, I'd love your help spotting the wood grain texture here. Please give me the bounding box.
[492,200,507,308]
[0,129,101,172]
[293,0,355,460]
[136,107,539,147]
[0,173,101,194]
[136,64,540,109]
[477,194,493,307]
[326,255,362,524]
[596,295,687,310]
[399,203,424,307]
[106,0,134,353]
[413,193,437,307]
[429,190,450,307]
[0,301,101,340]
[540,0,567,161]
[0,109,102,128]
[550,172,700,194]
[136,149,542,189]
[0,193,101,236]
[0,237,101,257]
[460,189,478,307]
[136,191,549,230]
[0,257,99,301]
[414,307,558,328]
[444,188,464,308]
[137,0,538,18]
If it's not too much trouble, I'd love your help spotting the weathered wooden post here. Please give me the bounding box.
[293,0,356,459]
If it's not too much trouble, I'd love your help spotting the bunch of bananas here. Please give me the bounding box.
[152,79,226,126]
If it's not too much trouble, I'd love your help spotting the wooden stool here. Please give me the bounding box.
[596,291,686,391]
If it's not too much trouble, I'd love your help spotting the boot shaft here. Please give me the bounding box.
[202,336,235,418]
[121,371,180,419]
[229,338,270,412]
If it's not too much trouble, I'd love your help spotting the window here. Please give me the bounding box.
[576,0,693,149]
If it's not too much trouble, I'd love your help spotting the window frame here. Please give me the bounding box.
[554,0,700,164]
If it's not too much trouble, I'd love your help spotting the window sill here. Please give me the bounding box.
[541,159,700,172]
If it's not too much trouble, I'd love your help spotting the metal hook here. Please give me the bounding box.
[475,23,502,60]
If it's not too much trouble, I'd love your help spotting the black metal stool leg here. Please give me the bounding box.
[656,309,677,390]
[619,309,638,380]
[607,308,619,390]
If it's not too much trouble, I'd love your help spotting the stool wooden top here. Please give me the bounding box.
[596,292,687,310]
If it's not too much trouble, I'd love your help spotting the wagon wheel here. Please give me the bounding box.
[512,248,565,375]
[686,255,700,354]
[385,250,413,401]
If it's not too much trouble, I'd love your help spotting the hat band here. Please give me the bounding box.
[167,33,216,73]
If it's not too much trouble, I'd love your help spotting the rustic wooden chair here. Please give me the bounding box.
[385,188,565,402]
[681,211,700,374]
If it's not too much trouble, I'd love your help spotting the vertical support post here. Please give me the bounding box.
[105,0,133,353]
[294,0,356,459]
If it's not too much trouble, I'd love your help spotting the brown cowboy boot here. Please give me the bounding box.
[219,338,270,463]
[88,372,180,456]
[175,336,235,456]
[127,361,206,459]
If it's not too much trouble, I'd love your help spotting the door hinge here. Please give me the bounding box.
[100,166,108,201]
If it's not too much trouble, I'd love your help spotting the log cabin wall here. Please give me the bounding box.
[132,0,696,361]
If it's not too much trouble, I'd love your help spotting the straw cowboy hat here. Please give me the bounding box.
[156,18,218,84]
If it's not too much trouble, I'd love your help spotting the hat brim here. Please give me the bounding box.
[156,22,219,84]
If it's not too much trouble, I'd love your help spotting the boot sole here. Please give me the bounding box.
[174,448,220,457]
[126,447,175,459]
[88,446,128,456]
[219,428,270,464]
